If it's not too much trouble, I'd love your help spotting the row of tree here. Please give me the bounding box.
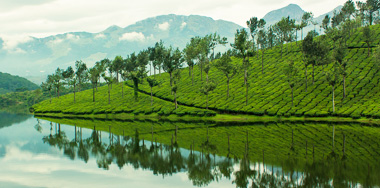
[41,0,380,113]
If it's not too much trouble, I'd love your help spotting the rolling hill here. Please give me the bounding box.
[0,72,38,95]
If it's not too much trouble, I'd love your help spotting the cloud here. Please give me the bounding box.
[66,33,80,40]
[158,22,170,31]
[0,35,33,52]
[94,33,106,39]
[180,22,187,29]
[119,32,146,42]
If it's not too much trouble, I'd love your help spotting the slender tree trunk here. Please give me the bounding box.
[108,85,111,105]
[227,77,230,99]
[170,72,173,87]
[301,28,303,40]
[206,73,209,83]
[343,75,346,99]
[200,62,203,81]
[93,85,95,102]
[332,86,335,113]
[206,94,208,109]
[121,82,124,98]
[312,64,315,85]
[150,87,153,106]
[154,66,156,78]
[174,92,178,109]
[291,87,294,106]
[296,30,298,45]
[74,84,76,103]
[281,44,283,58]
[305,64,308,92]
[192,66,194,86]
[97,78,99,91]
[189,65,191,77]
[50,92,52,103]
[245,83,248,106]
[261,50,265,74]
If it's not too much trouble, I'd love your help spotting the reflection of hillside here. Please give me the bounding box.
[0,112,31,129]
[41,121,380,187]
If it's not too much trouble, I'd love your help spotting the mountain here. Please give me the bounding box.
[0,14,242,81]
[0,72,39,94]
[262,4,305,26]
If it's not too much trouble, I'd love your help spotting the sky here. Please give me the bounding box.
[0,0,349,43]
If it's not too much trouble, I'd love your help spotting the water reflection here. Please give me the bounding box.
[40,121,380,188]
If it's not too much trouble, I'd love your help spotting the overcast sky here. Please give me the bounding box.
[0,0,349,41]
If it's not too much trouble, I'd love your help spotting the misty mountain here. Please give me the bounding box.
[0,14,242,83]
[263,4,306,26]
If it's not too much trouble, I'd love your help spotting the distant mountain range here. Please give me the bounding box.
[0,72,38,94]
[0,4,343,84]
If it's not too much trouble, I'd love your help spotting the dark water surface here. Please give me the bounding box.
[1,112,379,187]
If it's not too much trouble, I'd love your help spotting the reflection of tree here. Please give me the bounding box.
[40,123,379,188]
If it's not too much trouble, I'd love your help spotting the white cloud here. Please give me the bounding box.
[66,33,80,40]
[119,32,146,42]
[180,22,187,29]
[158,22,170,31]
[0,35,33,51]
[94,33,106,39]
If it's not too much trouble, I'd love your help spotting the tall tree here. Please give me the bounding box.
[257,29,268,74]
[200,80,217,110]
[52,68,64,98]
[283,60,299,106]
[365,0,380,25]
[183,40,197,85]
[363,25,373,57]
[101,73,114,104]
[112,56,124,82]
[126,51,149,101]
[162,47,183,89]
[341,0,356,20]
[334,45,348,99]
[172,70,181,109]
[231,28,251,105]
[75,60,88,92]
[246,17,265,59]
[302,32,314,91]
[146,77,159,106]
[153,40,165,76]
[88,67,100,102]
[209,32,228,61]
[325,63,341,113]
[275,16,295,58]
[322,15,331,30]
[215,51,237,99]
[267,26,277,48]
[41,77,54,103]
[62,66,77,103]
[301,12,313,40]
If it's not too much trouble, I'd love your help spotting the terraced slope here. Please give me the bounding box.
[33,83,216,117]
[132,25,380,119]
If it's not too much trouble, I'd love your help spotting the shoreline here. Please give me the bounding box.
[33,112,380,125]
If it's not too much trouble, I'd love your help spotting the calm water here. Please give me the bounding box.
[1,112,379,188]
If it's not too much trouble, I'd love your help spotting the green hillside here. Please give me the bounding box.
[130,25,380,120]
[0,72,39,94]
[32,82,216,117]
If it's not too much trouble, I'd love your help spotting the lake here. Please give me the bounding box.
[0,112,379,187]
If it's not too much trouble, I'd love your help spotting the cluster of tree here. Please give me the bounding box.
[40,0,380,114]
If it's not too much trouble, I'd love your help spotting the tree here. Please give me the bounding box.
[200,80,217,109]
[183,40,197,85]
[88,67,100,102]
[267,26,277,48]
[341,0,356,20]
[325,63,341,113]
[283,60,298,106]
[231,28,251,105]
[101,73,114,104]
[41,79,53,103]
[301,12,313,40]
[333,45,348,99]
[153,40,165,76]
[196,36,211,81]
[302,32,314,91]
[112,56,124,82]
[246,17,265,60]
[62,66,77,102]
[257,29,268,74]
[365,0,380,25]
[274,16,295,58]
[215,51,237,99]
[75,60,88,92]
[322,15,331,30]
[162,47,183,89]
[126,51,149,101]
[147,77,159,106]
[172,70,181,109]
[52,68,64,98]
[363,25,373,57]
[209,32,228,61]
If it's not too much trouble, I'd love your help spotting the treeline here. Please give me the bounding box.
[41,0,380,115]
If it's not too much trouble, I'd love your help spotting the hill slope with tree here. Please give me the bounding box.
[0,72,39,94]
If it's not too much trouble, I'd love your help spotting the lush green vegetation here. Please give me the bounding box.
[33,0,380,121]
[0,72,38,94]
[38,117,380,187]
[33,82,216,117]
